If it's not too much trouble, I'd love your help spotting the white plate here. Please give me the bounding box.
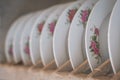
[53,0,85,67]
[5,16,24,63]
[13,13,33,63]
[85,0,116,71]
[30,6,57,65]
[20,11,42,65]
[68,0,98,69]
[20,14,38,65]
[40,4,70,66]
[108,0,120,74]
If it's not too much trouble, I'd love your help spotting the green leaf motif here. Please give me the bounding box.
[92,35,96,41]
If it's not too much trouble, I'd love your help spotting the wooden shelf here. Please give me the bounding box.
[0,59,119,80]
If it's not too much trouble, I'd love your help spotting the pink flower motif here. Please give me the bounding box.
[90,41,99,54]
[49,21,56,34]
[68,8,77,23]
[9,44,13,55]
[81,10,90,23]
[94,28,99,35]
[38,22,44,33]
[81,16,87,23]
[93,48,99,55]
[24,45,30,55]
[82,10,89,16]
[24,37,30,55]
[91,41,97,49]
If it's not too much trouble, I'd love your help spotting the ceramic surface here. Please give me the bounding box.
[85,0,116,71]
[68,0,98,69]
[29,6,57,65]
[108,0,120,74]
[13,13,33,63]
[53,0,85,67]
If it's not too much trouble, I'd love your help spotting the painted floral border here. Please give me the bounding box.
[37,21,45,34]
[89,26,102,64]
[48,20,57,35]
[24,37,30,55]
[67,8,78,23]
[9,44,13,55]
[80,8,91,28]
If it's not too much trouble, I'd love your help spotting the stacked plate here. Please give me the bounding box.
[4,0,120,74]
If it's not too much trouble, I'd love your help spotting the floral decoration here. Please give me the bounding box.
[48,20,57,35]
[89,26,101,64]
[67,8,78,23]
[9,44,13,55]
[24,37,30,55]
[80,9,91,27]
[38,21,45,34]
